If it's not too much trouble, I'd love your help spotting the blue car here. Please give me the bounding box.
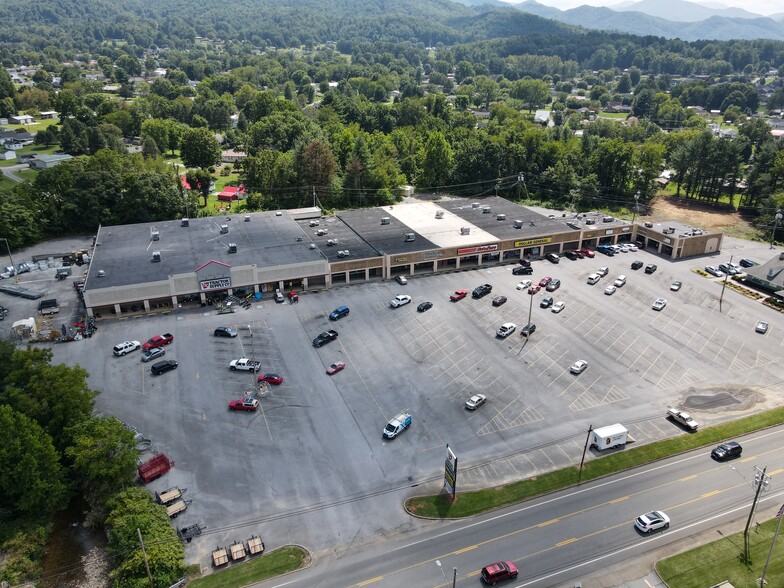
[329,306,350,320]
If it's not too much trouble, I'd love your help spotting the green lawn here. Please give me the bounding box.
[657,517,784,588]
[406,407,784,518]
[187,547,308,588]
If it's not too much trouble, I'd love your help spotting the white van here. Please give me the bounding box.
[614,275,627,287]
[587,273,600,285]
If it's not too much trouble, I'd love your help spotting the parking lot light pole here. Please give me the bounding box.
[0,237,18,283]
[632,191,640,224]
[771,209,782,249]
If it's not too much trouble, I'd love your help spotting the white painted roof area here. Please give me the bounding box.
[384,201,496,248]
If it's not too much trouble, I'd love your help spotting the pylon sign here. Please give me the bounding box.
[444,445,458,499]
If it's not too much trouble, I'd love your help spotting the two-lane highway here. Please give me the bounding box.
[258,427,784,588]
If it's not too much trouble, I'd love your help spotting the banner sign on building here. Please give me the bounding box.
[444,445,458,499]
[200,277,231,291]
[514,237,552,247]
[457,244,498,256]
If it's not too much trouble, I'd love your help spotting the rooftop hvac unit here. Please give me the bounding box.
[460,227,470,235]
[338,250,348,258]
[404,233,415,242]
[220,224,229,234]
[435,211,444,219]
[151,229,160,241]
[180,218,189,227]
[327,239,337,246]
[496,214,506,221]
[309,219,320,227]
[275,211,283,216]
[227,243,237,253]
[309,243,316,250]
[343,249,349,256]
[151,251,161,262]
[296,236,303,242]
[244,215,250,222]
[644,222,654,228]
[381,217,391,225]
[567,222,580,230]
[471,202,480,208]
[602,216,614,223]
[482,206,491,214]
[317,228,328,236]
[664,227,675,234]
[513,219,523,228]
[585,218,596,225]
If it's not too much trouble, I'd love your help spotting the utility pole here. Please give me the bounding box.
[137,528,154,588]
[451,566,457,588]
[771,209,782,249]
[632,190,640,224]
[719,254,732,313]
[744,467,769,564]
[578,425,593,485]
[759,503,784,588]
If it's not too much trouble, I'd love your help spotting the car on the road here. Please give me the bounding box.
[711,441,742,461]
[450,289,467,302]
[395,275,408,285]
[755,321,769,334]
[113,340,141,356]
[545,278,561,292]
[644,264,657,274]
[214,326,238,338]
[516,280,532,290]
[631,260,643,270]
[312,330,339,347]
[481,561,518,585]
[512,265,533,275]
[705,265,724,277]
[390,294,412,307]
[538,277,552,287]
[492,295,507,307]
[472,283,493,299]
[570,359,588,374]
[670,281,682,291]
[496,322,516,338]
[329,305,350,320]
[652,298,667,311]
[141,348,165,362]
[579,249,595,258]
[545,252,560,264]
[739,258,758,268]
[465,394,487,410]
[258,373,283,385]
[228,397,259,412]
[539,296,553,308]
[326,361,346,375]
[417,301,433,312]
[521,323,537,337]
[635,510,670,533]
[151,359,178,375]
[551,301,565,313]
[604,284,617,295]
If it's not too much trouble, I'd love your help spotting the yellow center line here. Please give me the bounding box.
[679,474,697,482]
[610,496,629,503]
[356,577,384,586]
[466,570,481,577]
[768,468,784,475]
[701,490,721,498]
[538,518,559,527]
[452,545,477,555]
[556,537,578,547]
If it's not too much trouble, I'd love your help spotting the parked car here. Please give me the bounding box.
[670,281,682,291]
[597,267,609,277]
[705,265,724,277]
[644,264,657,274]
[512,265,533,275]
[329,305,350,320]
[465,394,487,410]
[579,249,595,258]
[516,280,532,290]
[492,295,507,307]
[604,284,617,295]
[635,511,670,533]
[545,278,561,292]
[570,359,588,374]
[214,326,238,338]
[395,275,408,284]
[472,283,493,299]
[312,330,339,347]
[151,359,178,375]
[521,323,537,337]
[587,273,600,285]
[229,397,259,412]
[481,561,518,585]
[628,244,638,252]
[326,361,346,375]
[113,340,141,356]
[539,296,553,308]
[718,263,738,275]
[496,322,516,338]
[141,348,165,362]
[564,250,578,260]
[711,441,742,461]
[739,258,758,268]
[390,294,412,308]
[417,301,433,312]
[538,277,552,287]
[667,407,699,430]
[258,373,283,385]
[652,298,667,311]
[450,289,467,302]
[613,275,627,287]
[755,321,769,334]
[545,252,560,264]
[551,301,565,313]
[274,291,285,303]
[631,261,643,270]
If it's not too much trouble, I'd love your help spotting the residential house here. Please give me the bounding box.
[0,151,16,161]
[9,114,34,125]
[221,149,246,164]
[29,154,74,170]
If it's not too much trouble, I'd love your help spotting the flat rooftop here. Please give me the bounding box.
[640,220,714,237]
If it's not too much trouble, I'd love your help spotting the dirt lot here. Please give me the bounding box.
[644,195,757,237]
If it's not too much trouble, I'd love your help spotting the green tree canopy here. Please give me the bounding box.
[179,127,221,169]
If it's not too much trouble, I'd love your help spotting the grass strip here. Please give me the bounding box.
[406,407,784,518]
[187,546,308,588]
[656,517,783,588]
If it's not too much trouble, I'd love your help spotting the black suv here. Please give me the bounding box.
[564,250,578,260]
[472,283,493,299]
[513,265,533,275]
[151,360,178,375]
[545,252,560,264]
[711,441,742,461]
[540,296,553,308]
[631,261,643,270]
[521,323,537,337]
[312,330,339,347]
[645,264,658,274]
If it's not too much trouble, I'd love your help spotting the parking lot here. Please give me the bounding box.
[41,237,784,566]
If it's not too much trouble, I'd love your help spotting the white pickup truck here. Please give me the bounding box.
[667,408,699,430]
[229,358,261,372]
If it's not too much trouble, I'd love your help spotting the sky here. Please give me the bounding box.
[525,0,784,17]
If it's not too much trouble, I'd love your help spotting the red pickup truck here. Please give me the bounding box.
[143,333,174,350]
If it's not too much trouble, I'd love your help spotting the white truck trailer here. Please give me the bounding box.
[590,423,628,451]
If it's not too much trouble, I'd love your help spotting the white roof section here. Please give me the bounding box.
[384,201,496,248]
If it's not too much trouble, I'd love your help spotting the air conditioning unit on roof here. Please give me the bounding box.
[460,227,470,235]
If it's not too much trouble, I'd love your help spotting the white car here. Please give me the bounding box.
[570,360,588,374]
[390,294,412,308]
[619,244,630,252]
[597,267,609,277]
[635,511,670,533]
[465,394,487,410]
[755,321,769,334]
[604,284,617,295]
[652,298,667,311]
[628,244,638,252]
[395,275,408,285]
[496,322,516,338]
[705,265,724,277]
[516,280,532,290]
[551,301,565,313]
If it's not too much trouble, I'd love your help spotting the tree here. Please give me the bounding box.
[185,167,214,206]
[418,131,453,189]
[65,417,138,507]
[474,76,499,110]
[298,140,337,188]
[0,405,68,518]
[141,135,160,159]
[179,127,221,169]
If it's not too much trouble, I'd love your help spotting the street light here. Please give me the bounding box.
[632,191,640,224]
[0,237,18,284]
[771,209,782,249]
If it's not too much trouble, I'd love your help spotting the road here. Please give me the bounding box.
[252,427,784,588]
[0,162,27,182]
